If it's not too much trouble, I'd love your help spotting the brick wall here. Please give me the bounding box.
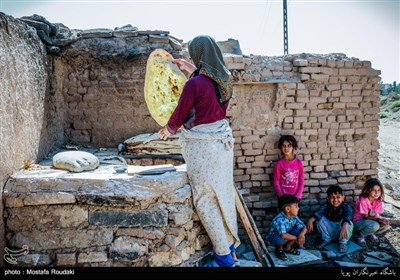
[224,53,381,237]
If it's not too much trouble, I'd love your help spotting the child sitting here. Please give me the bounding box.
[267,194,307,260]
[353,178,391,247]
[306,185,354,253]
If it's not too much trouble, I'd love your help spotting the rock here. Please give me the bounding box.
[217,38,242,55]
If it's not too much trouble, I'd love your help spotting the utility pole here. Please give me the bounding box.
[283,0,288,55]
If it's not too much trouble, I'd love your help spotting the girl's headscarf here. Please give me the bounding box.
[188,35,233,105]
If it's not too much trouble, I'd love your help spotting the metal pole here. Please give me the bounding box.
[283,0,289,55]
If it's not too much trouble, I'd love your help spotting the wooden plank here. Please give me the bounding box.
[127,164,176,175]
[234,189,268,267]
[235,188,275,267]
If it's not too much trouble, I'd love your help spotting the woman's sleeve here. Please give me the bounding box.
[167,80,195,134]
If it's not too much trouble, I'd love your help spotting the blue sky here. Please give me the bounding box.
[1,0,399,83]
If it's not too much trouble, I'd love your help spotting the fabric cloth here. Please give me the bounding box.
[269,226,303,246]
[213,252,234,267]
[267,211,305,244]
[188,35,232,105]
[167,75,228,134]
[317,216,353,244]
[180,119,240,258]
[312,202,353,226]
[353,196,384,222]
[354,219,380,236]
[212,243,236,267]
[273,157,304,199]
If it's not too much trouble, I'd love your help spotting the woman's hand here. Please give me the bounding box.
[172,58,196,74]
[158,126,171,141]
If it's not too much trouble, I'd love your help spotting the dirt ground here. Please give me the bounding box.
[378,106,400,254]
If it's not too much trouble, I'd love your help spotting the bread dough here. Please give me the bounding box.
[144,49,187,126]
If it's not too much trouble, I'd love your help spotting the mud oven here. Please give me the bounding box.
[3,159,210,267]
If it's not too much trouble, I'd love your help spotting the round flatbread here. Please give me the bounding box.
[144,49,187,126]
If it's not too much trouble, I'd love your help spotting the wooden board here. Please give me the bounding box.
[127,164,176,175]
[235,188,274,267]
[144,49,187,126]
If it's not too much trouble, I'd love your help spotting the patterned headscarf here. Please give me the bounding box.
[188,35,233,105]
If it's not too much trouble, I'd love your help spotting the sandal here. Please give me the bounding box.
[284,247,300,255]
[339,243,348,253]
[367,234,380,243]
[356,235,367,248]
[275,249,288,260]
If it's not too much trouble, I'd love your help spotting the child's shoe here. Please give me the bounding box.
[284,247,300,255]
[339,243,348,253]
[275,249,288,260]
[356,234,367,248]
[367,233,379,243]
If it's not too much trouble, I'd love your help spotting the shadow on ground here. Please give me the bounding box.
[233,227,400,268]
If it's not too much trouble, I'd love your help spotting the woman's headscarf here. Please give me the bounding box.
[188,35,233,105]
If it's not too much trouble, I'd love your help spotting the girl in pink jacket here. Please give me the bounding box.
[273,135,304,200]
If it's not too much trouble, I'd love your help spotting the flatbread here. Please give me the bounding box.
[144,49,187,126]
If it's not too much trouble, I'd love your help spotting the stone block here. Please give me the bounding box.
[116,228,165,240]
[162,184,191,204]
[110,236,148,262]
[4,196,24,208]
[10,229,113,250]
[293,59,308,67]
[89,210,168,227]
[24,192,76,205]
[168,205,193,226]
[56,253,76,266]
[77,252,107,263]
[16,254,51,266]
[148,252,182,267]
[6,205,88,231]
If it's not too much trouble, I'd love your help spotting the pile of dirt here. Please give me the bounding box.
[378,92,400,260]
[378,105,400,219]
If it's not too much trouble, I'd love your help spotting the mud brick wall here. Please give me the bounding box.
[224,54,381,238]
[0,13,63,266]
[54,32,183,147]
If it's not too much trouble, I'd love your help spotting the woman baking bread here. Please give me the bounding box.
[158,35,240,267]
